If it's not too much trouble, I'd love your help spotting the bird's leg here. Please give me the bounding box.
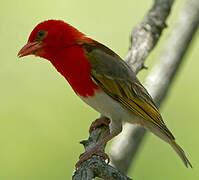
[89,116,110,134]
[75,127,122,169]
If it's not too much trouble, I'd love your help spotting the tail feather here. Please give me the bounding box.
[143,120,192,167]
[170,140,192,168]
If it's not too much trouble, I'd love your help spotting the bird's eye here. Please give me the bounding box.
[36,30,46,40]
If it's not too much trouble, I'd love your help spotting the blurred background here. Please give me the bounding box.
[0,0,198,179]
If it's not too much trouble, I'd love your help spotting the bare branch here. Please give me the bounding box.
[72,0,175,179]
[73,126,132,180]
[110,0,199,174]
[146,0,199,105]
[126,0,174,73]
[73,155,132,180]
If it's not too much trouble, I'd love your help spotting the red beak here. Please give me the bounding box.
[18,42,42,58]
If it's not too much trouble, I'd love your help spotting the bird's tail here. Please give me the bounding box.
[143,120,192,167]
[170,140,192,168]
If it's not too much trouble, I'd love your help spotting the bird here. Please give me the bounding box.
[18,19,192,168]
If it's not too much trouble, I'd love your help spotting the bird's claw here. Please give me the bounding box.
[75,150,110,169]
[89,116,110,134]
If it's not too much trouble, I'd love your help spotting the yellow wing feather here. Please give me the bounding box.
[84,42,174,139]
[91,73,174,140]
[84,42,191,167]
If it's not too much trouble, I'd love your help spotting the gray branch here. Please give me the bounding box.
[110,0,199,174]
[72,0,174,179]
[73,127,132,180]
[126,0,174,73]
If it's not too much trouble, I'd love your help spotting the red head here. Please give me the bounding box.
[18,20,98,97]
[18,20,85,60]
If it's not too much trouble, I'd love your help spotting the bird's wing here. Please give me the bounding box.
[83,42,174,139]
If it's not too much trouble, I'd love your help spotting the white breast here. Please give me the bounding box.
[79,90,124,119]
[79,90,139,133]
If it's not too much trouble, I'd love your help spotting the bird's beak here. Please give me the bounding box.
[18,41,42,58]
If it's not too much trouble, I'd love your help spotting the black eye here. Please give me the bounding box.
[37,30,46,39]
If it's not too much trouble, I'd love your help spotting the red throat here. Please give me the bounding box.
[19,20,100,97]
[50,45,99,97]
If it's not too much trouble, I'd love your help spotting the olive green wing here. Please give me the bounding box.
[83,42,174,139]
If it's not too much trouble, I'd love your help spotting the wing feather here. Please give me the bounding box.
[84,42,174,139]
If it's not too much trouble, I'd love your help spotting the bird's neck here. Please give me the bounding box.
[50,45,99,97]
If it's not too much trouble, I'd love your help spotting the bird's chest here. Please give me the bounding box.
[79,90,128,121]
[52,46,99,97]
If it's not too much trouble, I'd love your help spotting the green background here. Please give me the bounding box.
[0,0,198,179]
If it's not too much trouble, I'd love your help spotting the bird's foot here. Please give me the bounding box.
[75,148,110,169]
[89,116,110,134]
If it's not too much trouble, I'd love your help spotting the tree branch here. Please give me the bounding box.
[110,0,199,174]
[73,126,132,180]
[126,0,174,73]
